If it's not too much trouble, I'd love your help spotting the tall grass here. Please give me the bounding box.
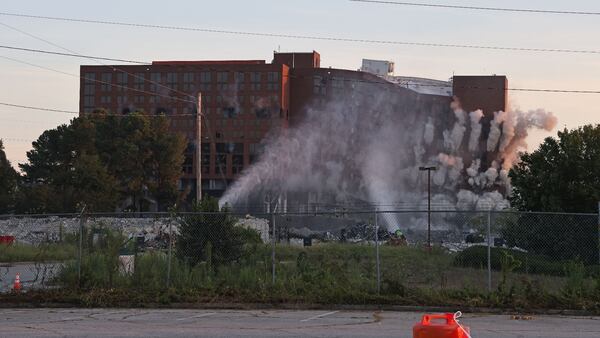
[0,242,77,263]
[57,242,459,300]
[48,235,600,309]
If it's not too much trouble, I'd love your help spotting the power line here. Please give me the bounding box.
[0,118,63,125]
[1,137,34,143]
[0,11,599,55]
[0,101,197,117]
[1,17,225,185]
[6,20,228,187]
[385,78,600,94]
[0,21,193,103]
[2,44,600,95]
[310,73,600,94]
[507,87,600,94]
[349,0,600,16]
[0,102,79,114]
[3,48,599,96]
[0,21,146,65]
[0,45,149,64]
[0,20,221,187]
[1,20,599,96]
[0,54,197,106]
[293,73,600,94]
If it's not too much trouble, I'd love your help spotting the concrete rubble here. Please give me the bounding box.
[0,216,271,245]
[236,215,270,243]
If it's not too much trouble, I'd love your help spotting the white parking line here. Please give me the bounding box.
[176,312,217,321]
[91,310,129,318]
[301,311,339,322]
[0,310,26,316]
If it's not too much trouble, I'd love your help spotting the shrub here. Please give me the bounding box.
[454,246,600,277]
[176,197,261,268]
[501,213,598,265]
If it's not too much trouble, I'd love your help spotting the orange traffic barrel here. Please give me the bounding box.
[413,313,470,338]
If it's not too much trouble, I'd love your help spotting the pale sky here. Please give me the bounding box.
[1,0,599,167]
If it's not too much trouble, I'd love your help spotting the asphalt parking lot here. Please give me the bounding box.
[0,308,599,337]
[0,263,61,292]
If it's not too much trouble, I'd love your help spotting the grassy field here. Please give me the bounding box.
[0,242,77,263]
[1,230,598,311]
[38,241,599,311]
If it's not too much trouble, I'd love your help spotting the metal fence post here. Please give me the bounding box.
[375,210,381,294]
[487,210,492,292]
[166,217,173,289]
[77,207,86,288]
[271,212,276,284]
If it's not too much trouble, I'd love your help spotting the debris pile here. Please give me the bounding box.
[0,216,271,246]
[235,215,270,243]
[0,217,169,245]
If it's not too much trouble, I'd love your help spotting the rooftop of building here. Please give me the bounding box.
[151,60,267,66]
[383,76,452,97]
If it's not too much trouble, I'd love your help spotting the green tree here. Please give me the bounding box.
[0,139,19,213]
[92,112,185,211]
[70,152,119,211]
[507,126,600,264]
[19,121,116,213]
[176,197,260,268]
[19,113,186,213]
[147,116,186,209]
[510,126,600,212]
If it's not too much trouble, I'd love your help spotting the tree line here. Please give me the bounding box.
[4,120,600,214]
[0,111,186,214]
[1,116,600,263]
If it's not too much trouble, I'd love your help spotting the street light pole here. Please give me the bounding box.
[419,166,437,250]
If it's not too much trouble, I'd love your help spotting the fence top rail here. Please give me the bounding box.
[0,209,598,218]
[267,210,598,216]
[0,211,269,219]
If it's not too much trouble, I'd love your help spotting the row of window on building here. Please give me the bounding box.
[214,130,272,140]
[193,142,264,155]
[92,93,279,106]
[183,142,263,175]
[171,118,274,129]
[178,129,272,142]
[84,72,360,95]
[313,76,347,96]
[84,71,281,92]
[86,102,283,123]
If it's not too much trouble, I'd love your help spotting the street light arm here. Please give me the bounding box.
[419,166,438,171]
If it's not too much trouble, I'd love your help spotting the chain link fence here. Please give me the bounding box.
[1,210,599,296]
[0,214,78,291]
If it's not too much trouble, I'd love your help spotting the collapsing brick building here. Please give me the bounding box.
[81,51,518,212]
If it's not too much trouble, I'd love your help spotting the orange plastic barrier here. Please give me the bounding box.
[413,313,470,338]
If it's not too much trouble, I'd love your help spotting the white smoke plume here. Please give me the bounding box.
[498,109,558,169]
[487,110,507,152]
[447,109,467,152]
[219,82,558,228]
[499,111,516,152]
[468,110,484,152]
[424,117,435,145]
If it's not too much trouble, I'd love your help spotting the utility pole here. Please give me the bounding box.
[419,166,437,250]
[196,93,202,203]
